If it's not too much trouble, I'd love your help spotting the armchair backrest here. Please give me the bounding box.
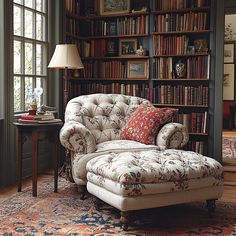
[64,93,151,144]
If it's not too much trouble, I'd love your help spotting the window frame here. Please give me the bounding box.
[13,0,48,113]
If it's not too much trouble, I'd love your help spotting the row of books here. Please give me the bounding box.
[185,141,206,154]
[176,112,207,133]
[153,0,209,11]
[83,61,129,79]
[153,55,210,79]
[69,82,149,99]
[81,16,149,37]
[18,112,61,124]
[65,0,80,15]
[153,35,189,55]
[154,12,208,33]
[68,82,208,106]
[66,18,80,36]
[152,85,208,105]
[78,39,113,58]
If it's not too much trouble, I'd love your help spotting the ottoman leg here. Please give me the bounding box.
[120,211,130,231]
[95,197,103,211]
[206,199,216,217]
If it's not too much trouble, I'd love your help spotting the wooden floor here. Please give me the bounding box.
[0,174,236,203]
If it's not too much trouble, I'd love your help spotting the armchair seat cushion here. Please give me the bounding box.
[87,149,223,197]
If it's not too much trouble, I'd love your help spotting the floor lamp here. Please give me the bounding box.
[48,44,84,109]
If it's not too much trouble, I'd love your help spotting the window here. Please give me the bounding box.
[13,0,47,112]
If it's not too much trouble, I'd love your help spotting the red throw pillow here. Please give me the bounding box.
[120,104,178,145]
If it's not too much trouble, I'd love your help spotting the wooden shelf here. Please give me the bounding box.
[74,12,150,20]
[152,30,210,35]
[153,104,208,108]
[65,32,84,40]
[189,132,208,136]
[152,78,209,81]
[153,53,209,57]
[70,77,149,81]
[81,56,149,60]
[152,6,210,14]
[79,34,149,40]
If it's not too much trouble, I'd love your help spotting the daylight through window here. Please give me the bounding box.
[13,0,47,112]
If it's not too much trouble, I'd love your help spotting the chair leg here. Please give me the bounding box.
[120,211,130,231]
[206,199,216,217]
[79,185,87,200]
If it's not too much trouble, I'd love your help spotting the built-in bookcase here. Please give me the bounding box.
[64,0,213,155]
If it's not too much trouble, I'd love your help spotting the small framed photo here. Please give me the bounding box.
[119,38,137,57]
[223,64,235,101]
[100,0,130,16]
[224,44,234,63]
[127,60,148,78]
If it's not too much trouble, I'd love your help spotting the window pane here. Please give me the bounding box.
[14,76,21,112]
[14,40,22,74]
[36,13,44,40]
[36,77,44,106]
[24,9,33,38]
[25,42,33,74]
[36,44,42,75]
[25,77,33,110]
[36,0,42,11]
[14,0,23,4]
[14,6,22,36]
[24,0,34,9]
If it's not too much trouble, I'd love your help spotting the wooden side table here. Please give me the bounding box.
[13,121,63,197]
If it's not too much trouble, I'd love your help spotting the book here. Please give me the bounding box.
[18,118,62,124]
[20,113,55,121]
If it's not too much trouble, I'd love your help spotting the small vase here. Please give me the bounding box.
[175,60,186,78]
[29,100,37,115]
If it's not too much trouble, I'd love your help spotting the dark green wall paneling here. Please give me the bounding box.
[0,0,4,120]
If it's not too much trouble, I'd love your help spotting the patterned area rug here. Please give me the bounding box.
[0,177,236,235]
[223,136,236,164]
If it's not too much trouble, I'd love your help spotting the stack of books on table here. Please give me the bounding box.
[18,112,62,124]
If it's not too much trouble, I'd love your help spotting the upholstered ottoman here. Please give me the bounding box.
[86,149,224,230]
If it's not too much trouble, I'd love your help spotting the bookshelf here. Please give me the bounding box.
[64,0,214,155]
[64,0,151,99]
[151,0,212,154]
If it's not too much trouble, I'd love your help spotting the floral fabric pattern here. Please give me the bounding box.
[64,94,151,144]
[60,93,189,185]
[87,149,223,196]
[120,105,178,144]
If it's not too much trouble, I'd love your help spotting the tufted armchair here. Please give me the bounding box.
[59,94,189,192]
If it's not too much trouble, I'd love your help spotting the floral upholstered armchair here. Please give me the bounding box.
[59,93,189,197]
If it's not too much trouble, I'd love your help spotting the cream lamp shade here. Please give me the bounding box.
[48,44,84,69]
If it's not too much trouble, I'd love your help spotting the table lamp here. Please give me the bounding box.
[48,44,84,108]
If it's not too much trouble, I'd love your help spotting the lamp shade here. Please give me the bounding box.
[48,44,84,69]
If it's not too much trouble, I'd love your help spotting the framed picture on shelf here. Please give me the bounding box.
[223,64,235,101]
[224,44,234,63]
[127,60,148,78]
[119,38,137,56]
[225,14,236,41]
[100,0,130,15]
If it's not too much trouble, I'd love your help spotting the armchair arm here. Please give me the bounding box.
[60,122,96,154]
[156,123,189,149]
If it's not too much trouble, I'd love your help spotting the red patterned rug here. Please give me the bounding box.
[0,177,236,235]
[222,136,236,164]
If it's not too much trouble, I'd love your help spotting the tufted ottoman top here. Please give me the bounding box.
[86,149,223,196]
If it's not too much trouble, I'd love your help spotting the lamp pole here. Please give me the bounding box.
[63,67,69,110]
